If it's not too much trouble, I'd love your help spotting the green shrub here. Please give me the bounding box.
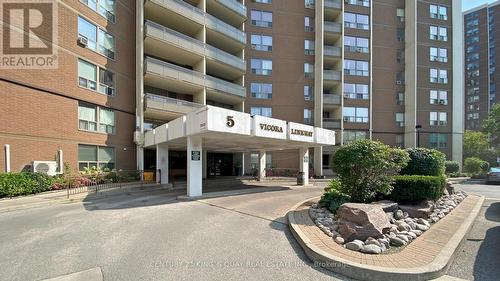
[389,175,446,203]
[0,172,55,198]
[319,179,351,213]
[445,161,460,175]
[332,139,410,203]
[463,157,489,177]
[401,148,446,176]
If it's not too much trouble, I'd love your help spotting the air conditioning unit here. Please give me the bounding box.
[33,161,58,176]
[356,47,363,52]
[134,131,144,145]
[439,100,447,105]
[396,80,402,85]
[77,35,88,46]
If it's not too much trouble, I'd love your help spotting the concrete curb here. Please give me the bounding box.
[287,195,485,281]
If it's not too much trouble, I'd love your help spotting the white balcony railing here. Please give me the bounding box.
[324,21,342,33]
[324,0,341,9]
[144,93,203,113]
[324,45,341,57]
[215,0,247,18]
[323,70,342,81]
[323,94,341,105]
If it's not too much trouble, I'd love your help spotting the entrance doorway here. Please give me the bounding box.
[207,153,234,177]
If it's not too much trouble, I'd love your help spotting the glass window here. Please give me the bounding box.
[395,113,405,127]
[78,104,97,131]
[344,12,370,30]
[99,68,115,96]
[78,59,97,90]
[344,131,367,143]
[251,10,273,27]
[98,29,115,59]
[251,34,272,51]
[99,108,115,134]
[344,36,369,53]
[305,0,315,8]
[78,144,115,171]
[304,63,314,78]
[439,27,448,41]
[251,83,272,99]
[78,16,115,59]
[254,0,272,3]
[430,112,447,126]
[78,16,97,51]
[343,83,368,99]
[251,59,272,75]
[250,107,272,117]
[304,16,313,31]
[80,0,115,22]
[304,85,313,101]
[344,60,369,76]
[397,8,405,22]
[304,109,313,125]
[343,107,368,123]
[304,40,315,55]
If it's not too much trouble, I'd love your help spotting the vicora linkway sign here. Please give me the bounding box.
[259,123,284,133]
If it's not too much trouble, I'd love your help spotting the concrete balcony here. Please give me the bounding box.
[144,21,245,79]
[324,45,341,63]
[144,57,245,99]
[324,21,342,43]
[207,0,246,26]
[145,0,246,47]
[325,0,342,19]
[323,69,342,86]
[144,93,204,121]
[323,94,341,109]
[323,118,341,129]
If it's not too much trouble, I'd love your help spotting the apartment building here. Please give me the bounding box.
[0,0,137,173]
[0,0,463,177]
[464,1,500,131]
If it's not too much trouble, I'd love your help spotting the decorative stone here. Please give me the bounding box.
[390,237,406,246]
[378,238,390,248]
[397,222,411,232]
[337,203,392,242]
[396,234,409,243]
[335,236,345,244]
[399,201,434,218]
[394,210,404,220]
[372,200,399,212]
[345,240,364,251]
[417,218,430,227]
[407,231,417,239]
[410,229,423,236]
[360,244,382,254]
[365,238,382,248]
[408,222,417,230]
[430,216,440,223]
[415,224,429,231]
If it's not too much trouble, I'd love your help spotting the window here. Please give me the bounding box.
[78,103,115,134]
[251,10,273,27]
[346,0,370,8]
[430,47,448,62]
[344,131,367,143]
[78,144,115,171]
[78,16,115,59]
[430,68,448,84]
[396,92,405,105]
[396,8,405,22]
[344,59,369,76]
[395,113,405,127]
[250,107,272,117]
[304,40,315,55]
[251,34,272,51]
[343,83,369,99]
[430,26,447,41]
[344,36,369,53]
[396,71,405,84]
[396,134,404,147]
[396,50,404,63]
[80,0,116,22]
[304,63,314,78]
[250,83,272,99]
[430,4,447,20]
[343,107,369,123]
[251,59,272,75]
[429,133,447,148]
[305,16,314,31]
[430,111,447,126]
[78,59,115,95]
[305,0,315,8]
[304,109,313,125]
[304,85,313,101]
[344,13,370,30]
[430,90,448,105]
[397,28,405,42]
[254,0,272,3]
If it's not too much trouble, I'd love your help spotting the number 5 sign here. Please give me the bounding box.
[226,116,235,128]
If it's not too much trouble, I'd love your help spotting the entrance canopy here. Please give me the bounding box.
[144,105,336,151]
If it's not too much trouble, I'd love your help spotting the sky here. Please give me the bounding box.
[463,0,498,11]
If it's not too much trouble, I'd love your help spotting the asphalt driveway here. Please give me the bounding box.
[0,185,353,281]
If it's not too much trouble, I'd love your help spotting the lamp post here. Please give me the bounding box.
[415,125,422,147]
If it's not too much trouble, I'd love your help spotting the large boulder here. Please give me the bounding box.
[371,200,399,213]
[337,203,392,242]
[399,200,434,218]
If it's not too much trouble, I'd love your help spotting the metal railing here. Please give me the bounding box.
[145,21,245,71]
[323,94,341,105]
[323,118,342,129]
[144,93,204,112]
[324,0,341,9]
[324,21,342,33]
[59,170,158,198]
[323,70,342,81]
[324,45,341,57]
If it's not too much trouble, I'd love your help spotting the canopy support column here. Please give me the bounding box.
[299,147,309,185]
[156,143,169,184]
[187,136,203,197]
[259,150,266,180]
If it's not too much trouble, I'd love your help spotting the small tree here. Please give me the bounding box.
[463,130,490,159]
[463,157,489,177]
[482,103,500,147]
[401,148,446,176]
[332,139,410,203]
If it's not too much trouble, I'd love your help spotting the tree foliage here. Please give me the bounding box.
[332,139,410,203]
[400,148,446,176]
[482,103,500,147]
[463,130,490,159]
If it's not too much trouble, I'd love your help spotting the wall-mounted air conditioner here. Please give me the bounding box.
[77,35,88,47]
[32,161,58,176]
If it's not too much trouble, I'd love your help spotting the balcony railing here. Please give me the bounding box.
[324,21,342,33]
[324,0,341,9]
[145,21,245,71]
[323,70,342,81]
[144,93,203,113]
[323,118,341,129]
[323,94,341,105]
[215,0,247,18]
[144,57,245,98]
[324,45,341,57]
[150,0,246,44]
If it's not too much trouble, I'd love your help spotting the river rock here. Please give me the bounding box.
[337,203,392,242]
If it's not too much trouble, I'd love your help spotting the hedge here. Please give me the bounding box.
[463,157,490,177]
[0,172,55,198]
[319,179,351,213]
[388,175,446,203]
[445,161,460,175]
[400,148,446,176]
